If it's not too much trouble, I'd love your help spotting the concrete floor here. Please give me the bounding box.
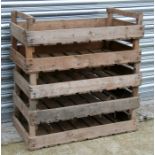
[2,120,153,155]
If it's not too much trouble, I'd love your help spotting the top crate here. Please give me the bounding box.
[11,8,144,46]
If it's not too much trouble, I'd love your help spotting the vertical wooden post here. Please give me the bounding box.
[107,9,113,26]
[11,11,17,50]
[27,18,35,30]
[25,46,38,136]
[131,39,141,121]
[29,73,38,136]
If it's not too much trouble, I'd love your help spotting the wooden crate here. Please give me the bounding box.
[13,87,139,125]
[13,108,137,150]
[11,8,143,46]
[14,65,141,99]
[11,8,143,73]
[11,40,140,73]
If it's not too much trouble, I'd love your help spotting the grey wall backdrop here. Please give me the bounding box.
[1,0,154,122]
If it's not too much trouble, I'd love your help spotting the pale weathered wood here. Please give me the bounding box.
[14,70,30,98]
[16,11,35,22]
[18,18,106,31]
[107,8,143,24]
[14,68,141,99]
[11,40,140,73]
[11,47,27,72]
[30,74,141,99]
[11,22,27,45]
[13,116,29,143]
[11,11,17,23]
[26,49,140,72]
[11,11,18,50]
[25,47,34,59]
[131,39,141,121]
[28,120,136,150]
[107,10,113,26]
[12,11,35,30]
[28,72,38,136]
[26,25,144,45]
[11,9,143,46]
[30,97,139,124]
[13,91,29,122]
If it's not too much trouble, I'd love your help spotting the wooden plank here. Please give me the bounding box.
[18,18,106,31]
[16,11,35,21]
[11,47,27,72]
[30,97,139,124]
[13,92,29,122]
[30,73,141,99]
[28,120,136,150]
[107,8,142,20]
[10,22,27,45]
[26,25,144,45]
[13,116,29,144]
[107,8,143,25]
[14,70,30,98]
[26,49,140,72]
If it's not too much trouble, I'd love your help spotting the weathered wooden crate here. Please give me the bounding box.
[11,8,143,73]
[11,40,140,73]
[14,107,137,150]
[14,65,141,99]
[13,86,139,125]
[11,8,143,46]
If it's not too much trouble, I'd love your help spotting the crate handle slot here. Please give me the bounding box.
[11,11,35,30]
[107,8,143,25]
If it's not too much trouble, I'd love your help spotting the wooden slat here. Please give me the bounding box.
[10,22,27,45]
[18,18,106,31]
[26,25,144,45]
[13,116,29,144]
[30,97,139,124]
[30,73,141,99]
[14,70,30,98]
[28,120,136,150]
[107,8,142,20]
[13,92,29,122]
[26,49,140,72]
[11,47,27,72]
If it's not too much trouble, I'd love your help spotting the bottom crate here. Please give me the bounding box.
[13,110,137,150]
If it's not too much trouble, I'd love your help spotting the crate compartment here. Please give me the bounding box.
[13,109,136,150]
[14,65,141,99]
[11,40,140,73]
[13,88,139,124]
[11,8,144,46]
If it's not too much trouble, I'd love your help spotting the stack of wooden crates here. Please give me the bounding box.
[11,8,144,150]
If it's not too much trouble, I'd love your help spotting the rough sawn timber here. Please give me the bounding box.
[11,47,140,73]
[13,90,139,124]
[26,25,143,45]
[13,115,136,150]
[14,70,141,99]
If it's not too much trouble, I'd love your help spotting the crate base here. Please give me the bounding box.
[13,112,137,150]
